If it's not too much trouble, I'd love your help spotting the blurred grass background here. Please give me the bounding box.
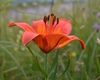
[0,0,100,80]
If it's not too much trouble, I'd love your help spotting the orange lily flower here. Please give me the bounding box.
[9,14,85,53]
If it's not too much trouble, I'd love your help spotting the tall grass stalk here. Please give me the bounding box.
[0,66,4,80]
[59,56,69,80]
[78,30,96,61]
[96,57,100,76]
[89,31,99,75]
[0,44,27,78]
[70,57,76,80]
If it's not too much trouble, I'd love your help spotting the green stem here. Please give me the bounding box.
[27,46,48,78]
[44,54,48,80]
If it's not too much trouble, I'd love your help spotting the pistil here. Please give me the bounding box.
[49,13,54,33]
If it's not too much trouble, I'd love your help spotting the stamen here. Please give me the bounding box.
[43,16,47,24]
[52,16,56,25]
[57,18,59,24]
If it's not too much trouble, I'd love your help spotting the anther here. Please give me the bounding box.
[43,16,47,24]
[51,13,54,16]
[52,16,56,25]
[57,18,59,24]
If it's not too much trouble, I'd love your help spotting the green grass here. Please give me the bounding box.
[0,0,100,80]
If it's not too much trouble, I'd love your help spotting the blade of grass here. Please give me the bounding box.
[84,65,89,80]
[95,76,100,80]
[3,67,18,73]
[50,61,58,80]
[27,46,48,78]
[48,50,59,77]
[27,46,35,58]
[0,41,20,46]
[70,56,76,80]
[0,41,43,59]
[25,61,35,76]
[80,66,89,80]
[89,32,99,75]
[58,58,70,80]
[89,0,92,24]
[74,0,86,23]
[0,44,27,78]
[36,57,48,78]
[78,30,96,61]
[27,46,43,59]
[67,14,83,38]
[80,66,84,80]
[0,66,4,80]
[0,50,4,80]
[96,57,100,76]
[59,54,69,80]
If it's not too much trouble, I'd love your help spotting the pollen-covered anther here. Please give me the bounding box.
[52,16,56,25]
[57,18,59,24]
[43,16,47,24]
[51,13,54,16]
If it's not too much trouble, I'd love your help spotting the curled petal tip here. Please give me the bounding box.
[80,40,85,50]
[9,22,16,27]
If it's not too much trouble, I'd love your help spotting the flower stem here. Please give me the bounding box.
[44,54,48,80]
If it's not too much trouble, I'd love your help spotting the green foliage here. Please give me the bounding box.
[58,57,70,80]
[0,0,100,80]
[49,50,59,80]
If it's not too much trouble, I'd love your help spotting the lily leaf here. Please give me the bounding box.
[58,57,70,80]
[48,50,59,77]
[27,46,48,78]
[36,57,48,78]
[50,61,58,80]
[27,46,35,58]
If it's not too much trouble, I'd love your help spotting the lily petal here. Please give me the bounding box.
[33,20,47,35]
[23,31,39,46]
[53,19,72,35]
[54,35,85,50]
[46,34,69,53]
[9,22,34,32]
[33,35,49,53]
[33,34,69,53]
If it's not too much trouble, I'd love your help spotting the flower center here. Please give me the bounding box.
[43,13,59,33]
